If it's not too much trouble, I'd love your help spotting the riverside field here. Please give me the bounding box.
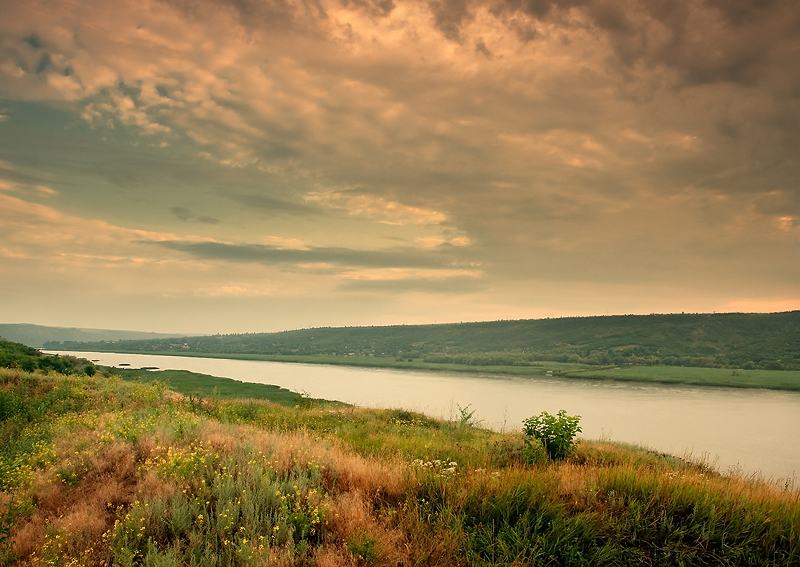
[1,363,798,566]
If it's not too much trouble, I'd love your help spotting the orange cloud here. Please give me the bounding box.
[304,191,447,225]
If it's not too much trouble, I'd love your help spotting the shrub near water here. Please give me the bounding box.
[523,409,582,461]
[0,367,799,566]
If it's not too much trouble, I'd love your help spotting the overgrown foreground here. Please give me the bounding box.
[1,369,798,566]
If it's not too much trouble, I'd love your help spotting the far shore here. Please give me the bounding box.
[52,348,800,392]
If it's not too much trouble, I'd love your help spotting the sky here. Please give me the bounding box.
[1,0,799,334]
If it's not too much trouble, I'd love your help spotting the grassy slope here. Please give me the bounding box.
[111,368,345,407]
[1,368,798,566]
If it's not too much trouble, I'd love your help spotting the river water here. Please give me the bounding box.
[57,351,800,484]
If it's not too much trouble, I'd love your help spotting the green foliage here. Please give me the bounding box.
[0,338,92,375]
[522,410,582,461]
[456,403,478,428]
[108,454,326,567]
[51,311,800,370]
[347,532,380,563]
[113,368,339,407]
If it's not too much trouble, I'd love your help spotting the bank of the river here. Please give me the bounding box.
[57,350,800,482]
[2,366,798,566]
[111,367,349,407]
[74,348,800,391]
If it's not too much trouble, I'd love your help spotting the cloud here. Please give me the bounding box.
[223,193,322,216]
[33,184,56,196]
[340,0,396,18]
[0,192,183,262]
[337,265,484,293]
[171,206,221,224]
[195,283,275,297]
[147,238,471,270]
[416,235,470,248]
[340,275,486,293]
[0,160,61,197]
[304,191,448,225]
[1,0,799,328]
[429,0,473,42]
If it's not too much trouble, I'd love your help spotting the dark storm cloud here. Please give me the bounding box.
[489,0,799,89]
[159,0,328,31]
[490,0,590,22]
[474,38,492,57]
[429,0,472,41]
[705,0,783,25]
[340,0,396,17]
[23,35,43,49]
[148,239,469,269]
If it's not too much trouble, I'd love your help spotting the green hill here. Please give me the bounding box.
[47,311,800,370]
[0,323,188,348]
[0,337,95,376]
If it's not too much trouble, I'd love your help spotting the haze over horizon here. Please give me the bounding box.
[2,0,799,335]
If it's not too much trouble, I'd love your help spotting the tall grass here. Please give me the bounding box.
[1,367,798,566]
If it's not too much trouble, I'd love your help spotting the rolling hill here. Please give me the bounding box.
[0,323,189,348]
[46,311,800,370]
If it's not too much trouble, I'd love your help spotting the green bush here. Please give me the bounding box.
[522,410,581,461]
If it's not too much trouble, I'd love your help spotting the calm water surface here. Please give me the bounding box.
[58,351,800,483]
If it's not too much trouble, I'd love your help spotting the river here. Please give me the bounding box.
[56,351,800,484]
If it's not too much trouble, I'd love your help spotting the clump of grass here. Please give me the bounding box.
[1,368,798,566]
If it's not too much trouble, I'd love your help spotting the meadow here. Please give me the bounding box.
[1,366,798,566]
[111,368,343,408]
[557,365,800,390]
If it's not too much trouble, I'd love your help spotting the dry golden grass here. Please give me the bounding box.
[6,423,141,563]
[311,545,359,567]
[327,491,408,567]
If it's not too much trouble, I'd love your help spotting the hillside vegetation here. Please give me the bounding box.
[49,311,800,371]
[111,368,342,408]
[1,361,798,564]
[0,339,96,376]
[0,325,186,349]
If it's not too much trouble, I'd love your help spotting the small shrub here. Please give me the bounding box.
[456,404,478,428]
[347,532,379,563]
[522,410,581,461]
[521,436,548,464]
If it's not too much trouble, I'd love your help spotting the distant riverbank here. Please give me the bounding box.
[58,348,800,391]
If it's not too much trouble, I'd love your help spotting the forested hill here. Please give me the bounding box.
[0,323,187,348]
[46,312,800,370]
